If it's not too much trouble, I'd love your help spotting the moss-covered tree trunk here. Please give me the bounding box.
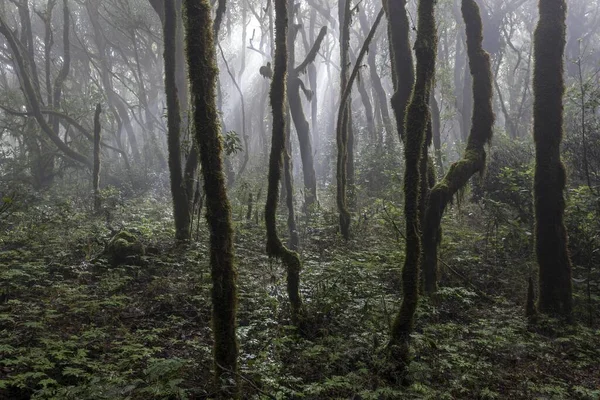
[387,0,436,371]
[421,0,494,294]
[164,0,191,242]
[93,104,102,214]
[533,0,573,319]
[384,0,414,143]
[265,0,303,325]
[183,0,239,396]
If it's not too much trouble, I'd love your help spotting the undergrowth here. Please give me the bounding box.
[0,188,599,399]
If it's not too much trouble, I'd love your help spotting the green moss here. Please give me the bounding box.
[421,0,495,294]
[265,0,304,326]
[184,0,239,395]
[107,231,144,265]
[384,0,414,142]
[387,0,437,376]
[533,0,572,319]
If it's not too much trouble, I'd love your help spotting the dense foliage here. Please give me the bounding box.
[1,0,600,398]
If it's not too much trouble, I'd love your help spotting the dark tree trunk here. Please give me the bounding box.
[164,0,191,242]
[351,47,375,140]
[287,15,325,208]
[533,0,573,319]
[265,0,303,326]
[337,0,352,239]
[184,0,239,396]
[421,0,495,294]
[386,0,436,372]
[385,0,414,144]
[359,6,394,145]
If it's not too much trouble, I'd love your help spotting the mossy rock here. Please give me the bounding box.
[106,230,144,265]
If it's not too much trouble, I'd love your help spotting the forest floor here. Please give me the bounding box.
[1,189,599,399]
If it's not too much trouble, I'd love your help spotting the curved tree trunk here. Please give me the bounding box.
[421,0,495,294]
[384,0,415,144]
[287,19,326,208]
[359,6,394,145]
[288,76,318,207]
[533,0,573,319]
[265,0,303,325]
[386,0,436,371]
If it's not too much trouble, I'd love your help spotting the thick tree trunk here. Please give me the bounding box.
[421,0,494,294]
[288,77,318,207]
[533,0,573,319]
[384,0,414,144]
[386,0,436,372]
[184,0,239,396]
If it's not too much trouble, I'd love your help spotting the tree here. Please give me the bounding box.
[421,0,495,293]
[184,0,239,396]
[93,103,102,214]
[386,0,436,372]
[265,0,304,325]
[164,0,191,242]
[0,15,92,170]
[336,0,352,239]
[287,17,326,208]
[533,0,573,319]
[384,0,414,143]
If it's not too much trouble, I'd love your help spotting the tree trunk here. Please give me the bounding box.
[359,6,394,145]
[184,0,239,396]
[386,0,436,372]
[164,0,191,242]
[93,104,102,213]
[337,0,352,239]
[431,92,444,175]
[265,0,303,326]
[385,0,414,144]
[533,0,573,319]
[421,0,495,294]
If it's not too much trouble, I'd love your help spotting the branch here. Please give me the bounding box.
[336,8,385,131]
[0,105,128,159]
[294,26,327,75]
[0,16,92,169]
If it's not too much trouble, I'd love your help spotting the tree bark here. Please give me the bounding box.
[421,0,495,294]
[164,0,191,241]
[386,0,436,372]
[533,0,573,319]
[93,104,102,213]
[265,0,303,326]
[184,0,239,396]
[384,0,414,143]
